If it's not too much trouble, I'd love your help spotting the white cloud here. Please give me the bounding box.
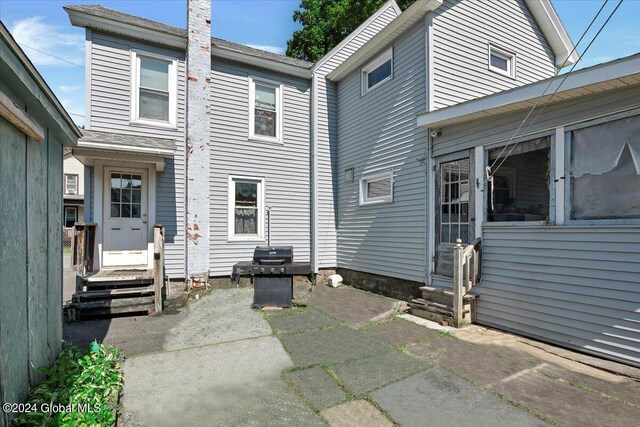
[10,16,84,68]
[245,44,285,55]
[59,84,83,93]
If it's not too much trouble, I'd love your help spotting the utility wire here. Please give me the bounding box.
[19,43,85,68]
[487,0,623,181]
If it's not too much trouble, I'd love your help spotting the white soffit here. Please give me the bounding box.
[417,53,640,128]
[327,0,443,81]
[525,0,579,68]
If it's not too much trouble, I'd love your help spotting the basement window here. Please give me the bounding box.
[249,77,283,142]
[359,170,393,206]
[570,113,640,220]
[488,45,516,78]
[228,176,265,241]
[361,47,393,95]
[487,138,550,222]
[131,51,177,127]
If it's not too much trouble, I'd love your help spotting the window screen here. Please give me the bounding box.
[139,57,169,121]
[487,138,550,222]
[570,114,640,220]
[234,181,258,235]
[254,84,277,138]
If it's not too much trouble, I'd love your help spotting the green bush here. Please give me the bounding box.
[16,342,123,427]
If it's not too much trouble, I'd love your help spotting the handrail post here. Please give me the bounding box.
[453,238,464,327]
[153,224,165,314]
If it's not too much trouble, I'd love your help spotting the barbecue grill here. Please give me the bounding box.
[231,246,312,308]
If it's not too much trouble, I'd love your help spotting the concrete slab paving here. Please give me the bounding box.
[164,288,272,351]
[330,350,429,395]
[365,318,441,347]
[492,370,640,427]
[371,368,548,427]
[406,336,544,386]
[284,366,347,410]
[120,335,325,427]
[280,326,393,367]
[539,363,640,407]
[268,308,340,334]
[321,400,393,427]
[308,285,398,328]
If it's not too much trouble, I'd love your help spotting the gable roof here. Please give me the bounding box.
[328,0,578,81]
[64,5,313,77]
[416,53,640,129]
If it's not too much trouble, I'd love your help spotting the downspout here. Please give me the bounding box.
[311,71,319,273]
[424,11,435,286]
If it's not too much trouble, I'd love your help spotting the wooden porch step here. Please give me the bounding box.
[66,296,155,320]
[410,298,454,314]
[72,286,155,302]
[420,286,478,300]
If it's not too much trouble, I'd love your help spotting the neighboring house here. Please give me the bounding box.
[0,22,81,427]
[63,153,85,239]
[63,0,639,367]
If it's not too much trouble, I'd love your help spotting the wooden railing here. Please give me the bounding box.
[153,224,165,314]
[72,223,97,275]
[452,238,481,327]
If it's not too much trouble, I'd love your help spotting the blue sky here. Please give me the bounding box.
[0,0,638,127]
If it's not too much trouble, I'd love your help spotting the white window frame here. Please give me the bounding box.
[359,170,394,206]
[65,173,78,195]
[248,76,283,143]
[228,175,266,241]
[130,50,178,128]
[361,47,394,96]
[488,44,516,79]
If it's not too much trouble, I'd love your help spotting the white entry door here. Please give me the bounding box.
[103,167,149,267]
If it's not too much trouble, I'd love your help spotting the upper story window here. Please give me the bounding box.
[488,44,516,78]
[131,51,177,128]
[569,113,640,220]
[361,48,393,96]
[249,77,283,143]
[359,170,394,206]
[64,174,78,195]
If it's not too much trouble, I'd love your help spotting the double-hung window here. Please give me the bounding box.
[65,174,78,195]
[359,170,393,206]
[249,77,282,142]
[228,176,265,240]
[64,207,77,228]
[361,47,393,95]
[131,51,177,127]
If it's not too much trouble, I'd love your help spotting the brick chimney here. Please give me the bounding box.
[185,0,211,283]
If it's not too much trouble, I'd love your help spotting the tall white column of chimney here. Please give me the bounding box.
[185,0,211,282]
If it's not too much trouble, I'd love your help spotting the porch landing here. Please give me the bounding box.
[84,268,153,283]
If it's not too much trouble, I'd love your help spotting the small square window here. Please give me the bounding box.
[345,167,354,184]
[359,171,393,206]
[488,45,516,78]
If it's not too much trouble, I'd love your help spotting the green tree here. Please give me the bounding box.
[286,0,416,62]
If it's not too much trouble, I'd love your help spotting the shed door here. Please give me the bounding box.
[434,155,475,277]
[103,168,148,267]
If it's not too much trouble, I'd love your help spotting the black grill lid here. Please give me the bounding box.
[253,246,293,265]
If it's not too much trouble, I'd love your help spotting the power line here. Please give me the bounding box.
[487,0,624,181]
[19,43,85,68]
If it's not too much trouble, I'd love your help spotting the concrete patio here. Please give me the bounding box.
[63,282,640,426]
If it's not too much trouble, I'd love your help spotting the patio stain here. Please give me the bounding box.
[283,366,348,411]
[363,317,442,348]
[267,308,341,334]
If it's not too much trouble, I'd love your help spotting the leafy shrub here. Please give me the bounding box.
[16,342,123,427]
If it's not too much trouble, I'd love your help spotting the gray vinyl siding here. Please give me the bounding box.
[208,60,311,276]
[336,21,428,283]
[479,226,640,368]
[432,83,640,367]
[432,0,556,110]
[89,32,186,277]
[315,3,399,269]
